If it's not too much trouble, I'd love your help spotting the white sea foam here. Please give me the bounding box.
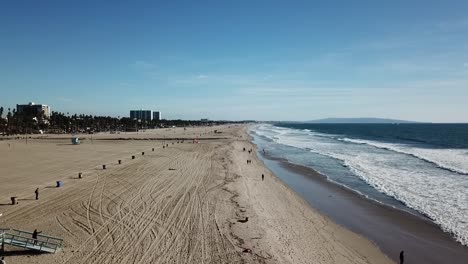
[252,124,468,246]
[338,138,468,175]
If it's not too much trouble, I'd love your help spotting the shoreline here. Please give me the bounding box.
[1,125,395,263]
[235,127,393,263]
[251,134,468,263]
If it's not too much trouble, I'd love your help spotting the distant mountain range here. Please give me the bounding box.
[304,118,420,124]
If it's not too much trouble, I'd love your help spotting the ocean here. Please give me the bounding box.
[250,123,468,246]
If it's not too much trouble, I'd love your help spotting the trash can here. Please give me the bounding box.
[56,181,62,187]
[11,196,17,205]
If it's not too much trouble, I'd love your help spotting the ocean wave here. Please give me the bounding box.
[338,138,468,175]
[251,124,468,246]
[341,156,468,246]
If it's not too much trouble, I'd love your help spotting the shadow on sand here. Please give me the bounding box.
[1,249,47,257]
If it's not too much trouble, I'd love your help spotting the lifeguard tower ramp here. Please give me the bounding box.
[1,228,63,253]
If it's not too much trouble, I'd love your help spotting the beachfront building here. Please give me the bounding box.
[130,110,152,121]
[16,102,51,118]
[153,111,161,121]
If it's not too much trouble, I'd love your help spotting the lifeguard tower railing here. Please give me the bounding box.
[0,228,63,253]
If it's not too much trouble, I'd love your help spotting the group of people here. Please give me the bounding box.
[242,147,253,154]
[243,146,266,181]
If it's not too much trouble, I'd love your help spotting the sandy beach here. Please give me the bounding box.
[0,125,392,263]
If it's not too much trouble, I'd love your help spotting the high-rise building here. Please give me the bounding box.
[130,110,152,121]
[153,111,161,121]
[16,102,51,118]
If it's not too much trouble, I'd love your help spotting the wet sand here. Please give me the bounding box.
[258,153,468,264]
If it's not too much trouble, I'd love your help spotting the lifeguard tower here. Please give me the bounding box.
[71,137,80,145]
[1,228,63,253]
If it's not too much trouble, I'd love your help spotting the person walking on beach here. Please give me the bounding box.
[1,257,6,264]
[35,188,39,200]
[32,229,42,245]
[399,250,404,264]
[262,174,264,181]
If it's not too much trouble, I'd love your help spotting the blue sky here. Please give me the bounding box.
[1,1,467,122]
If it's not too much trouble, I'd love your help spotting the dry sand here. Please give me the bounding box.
[0,125,393,263]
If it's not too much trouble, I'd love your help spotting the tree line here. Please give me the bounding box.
[0,106,241,135]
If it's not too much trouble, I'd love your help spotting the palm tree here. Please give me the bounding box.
[0,106,4,135]
[6,108,11,134]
